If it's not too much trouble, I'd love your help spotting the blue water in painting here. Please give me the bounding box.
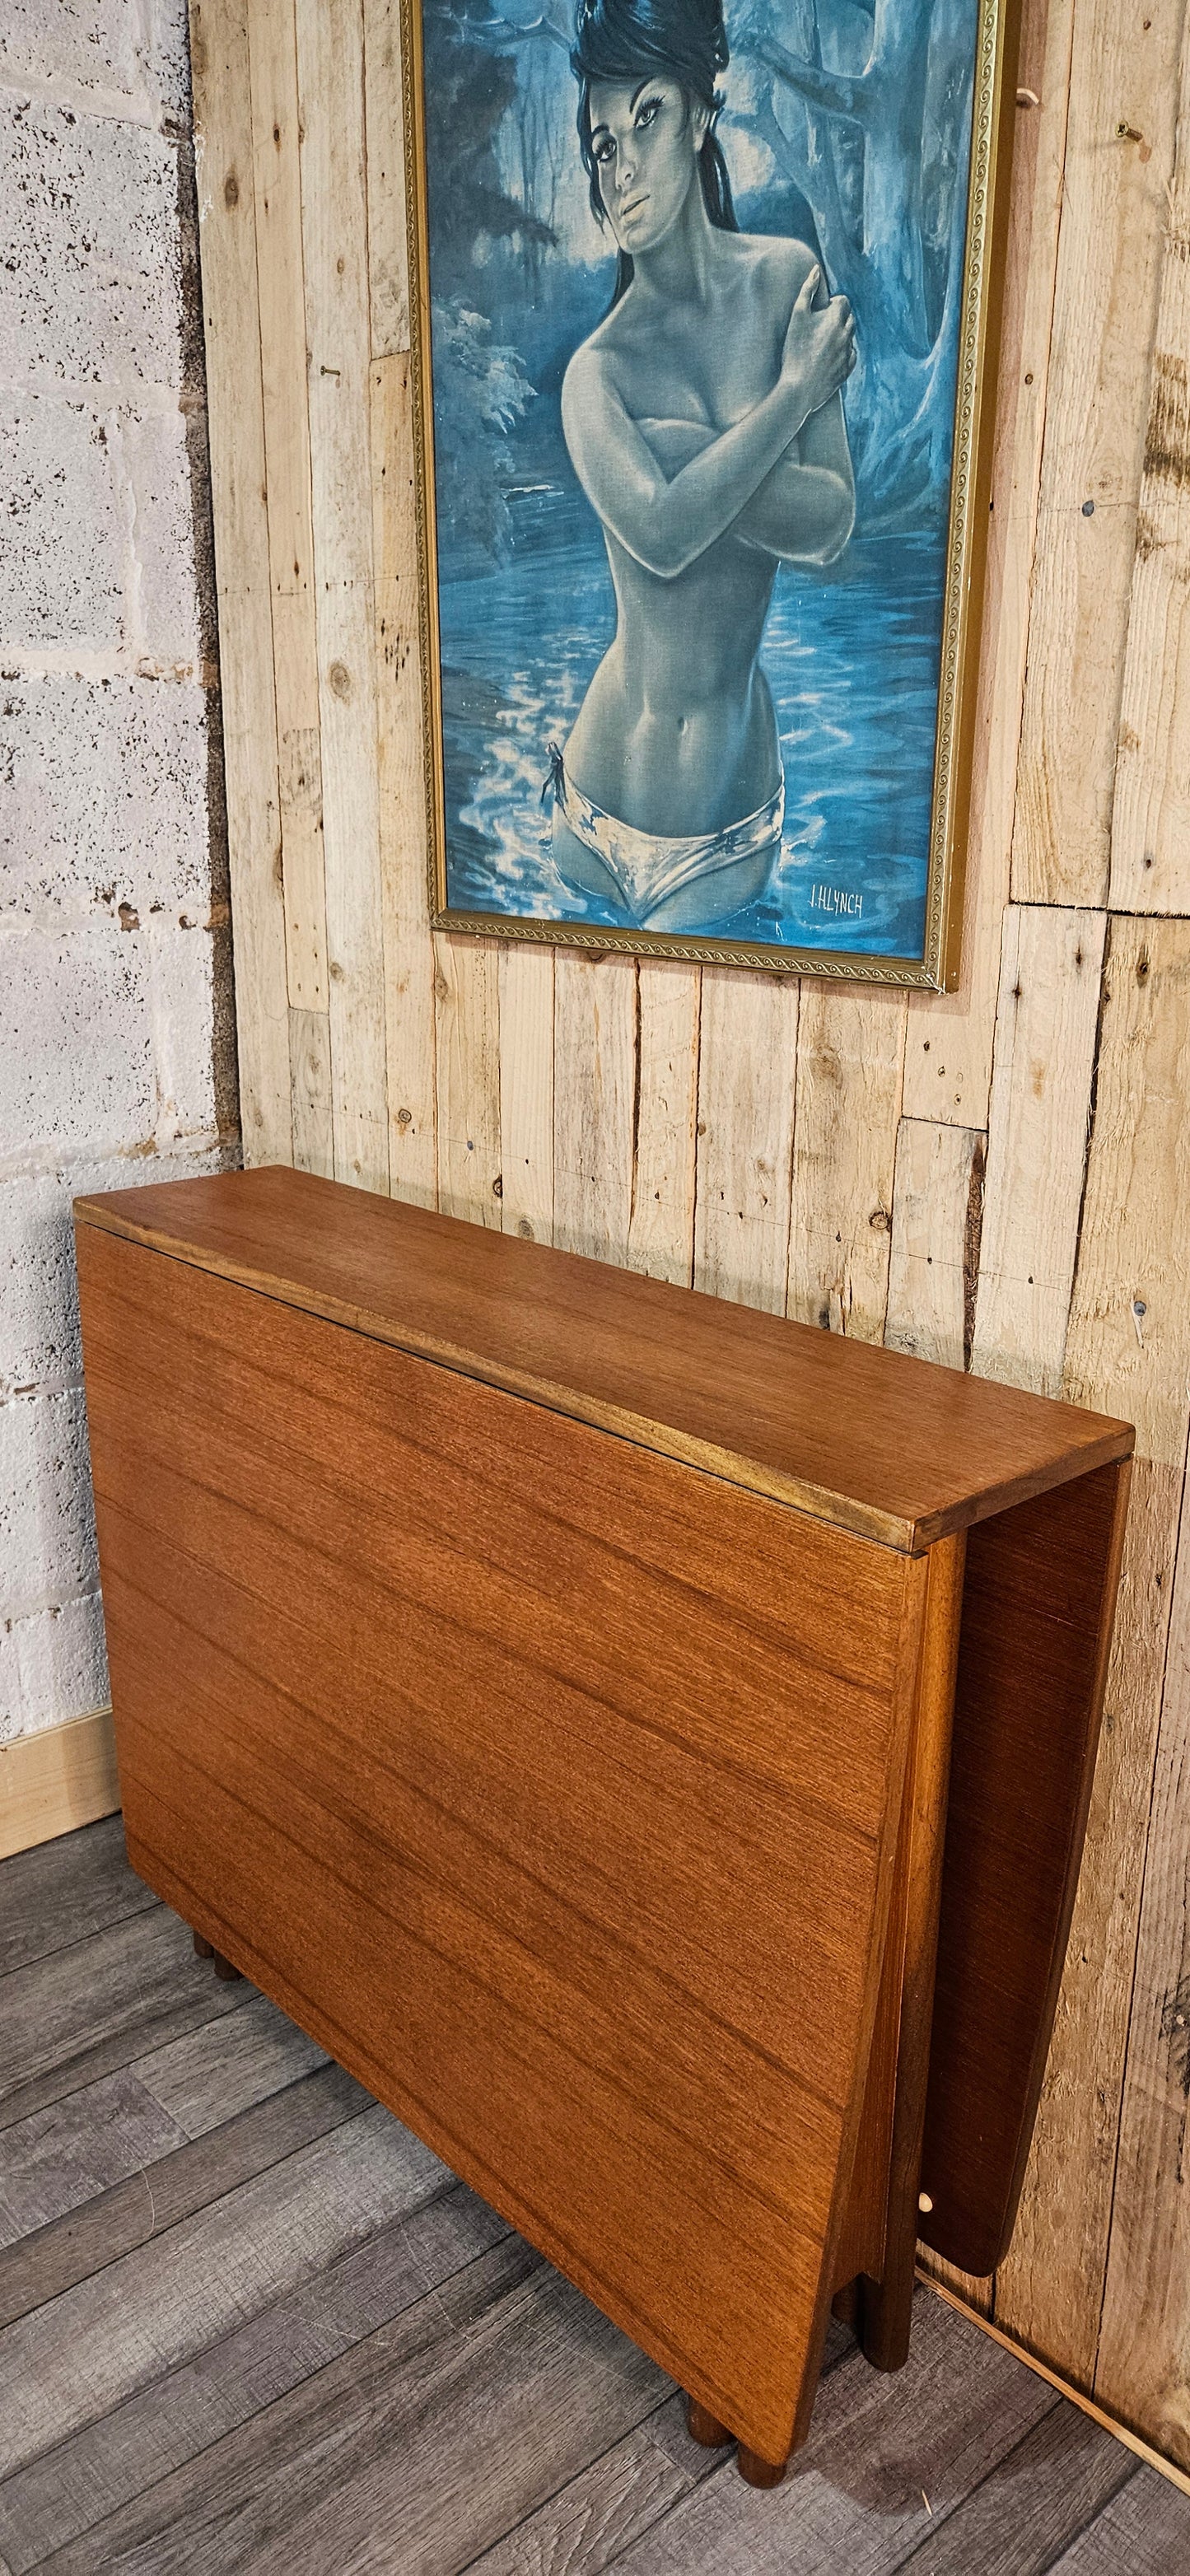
[440,483,941,958]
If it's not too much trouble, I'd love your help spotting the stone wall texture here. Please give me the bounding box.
[0,0,238,1743]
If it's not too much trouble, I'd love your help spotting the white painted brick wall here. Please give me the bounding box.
[0,0,239,1747]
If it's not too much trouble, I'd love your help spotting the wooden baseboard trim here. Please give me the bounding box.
[918,2268,1190,2500]
[0,1707,119,1860]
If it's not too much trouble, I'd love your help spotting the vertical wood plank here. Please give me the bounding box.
[362,0,410,357]
[499,945,554,1245]
[996,1454,1183,2386]
[289,1005,334,1178]
[371,353,438,1208]
[1096,1433,1190,2467]
[903,0,1077,1128]
[786,987,907,1345]
[189,0,292,1166]
[996,917,1190,2388]
[552,952,636,1263]
[248,0,329,1024]
[693,970,797,1314]
[296,0,390,1195]
[1011,0,1186,905]
[968,906,1107,1398]
[625,963,700,1288]
[885,1119,985,1374]
[1109,15,1190,914]
[433,935,502,1225]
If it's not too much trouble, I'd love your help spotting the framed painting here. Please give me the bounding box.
[400,0,1022,986]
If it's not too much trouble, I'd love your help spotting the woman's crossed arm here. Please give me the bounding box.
[562,265,854,581]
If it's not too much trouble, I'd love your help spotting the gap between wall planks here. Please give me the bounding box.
[190,0,1190,2472]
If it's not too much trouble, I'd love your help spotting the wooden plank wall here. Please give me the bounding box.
[189,0,1190,2471]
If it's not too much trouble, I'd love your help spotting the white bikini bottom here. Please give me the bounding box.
[549,752,784,930]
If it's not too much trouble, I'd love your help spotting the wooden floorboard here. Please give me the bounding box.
[0,1991,329,2251]
[0,1910,245,2127]
[460,2392,721,2576]
[0,1818,1187,2574]
[0,2184,509,2574]
[0,1814,155,1978]
[0,2106,450,2483]
[894,2401,1137,2572]
[0,2065,187,2250]
[132,1990,329,2135]
[0,2060,371,2327]
[1047,2466,1190,2569]
[609,2294,1057,2573]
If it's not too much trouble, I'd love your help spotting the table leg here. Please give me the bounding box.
[685,2396,732,2449]
[861,1532,967,2373]
[737,2445,789,2489]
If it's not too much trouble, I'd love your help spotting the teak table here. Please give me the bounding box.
[74,1167,1132,2484]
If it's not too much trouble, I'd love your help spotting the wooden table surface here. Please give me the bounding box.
[74,1167,1133,1554]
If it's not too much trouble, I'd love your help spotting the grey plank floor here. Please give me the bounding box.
[1,1819,1185,2574]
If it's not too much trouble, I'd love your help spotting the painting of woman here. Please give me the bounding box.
[553,0,856,931]
[415,0,997,977]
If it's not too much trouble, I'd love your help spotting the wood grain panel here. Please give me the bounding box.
[860,1535,967,2372]
[1011,0,1184,904]
[433,933,502,1224]
[370,352,438,1207]
[498,943,554,1245]
[886,1120,984,1373]
[553,952,636,1264]
[362,0,409,357]
[787,985,906,1345]
[1109,17,1190,913]
[1095,1438,1190,2465]
[189,0,292,1164]
[902,0,1077,1128]
[693,968,797,1316]
[997,920,1190,2382]
[248,0,328,1021]
[920,1458,1130,2277]
[970,906,1106,1397]
[78,1225,927,2465]
[287,1003,334,1178]
[626,963,700,1288]
[296,0,389,1193]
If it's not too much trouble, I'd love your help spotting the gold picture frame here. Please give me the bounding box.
[401,0,1022,987]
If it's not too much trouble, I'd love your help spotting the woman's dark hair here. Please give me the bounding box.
[571,0,737,301]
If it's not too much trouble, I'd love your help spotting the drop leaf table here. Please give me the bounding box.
[74,1167,1132,2485]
